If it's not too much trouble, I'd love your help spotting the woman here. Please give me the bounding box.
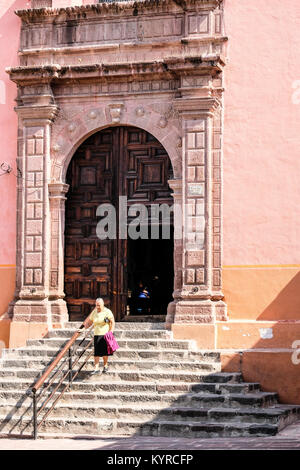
[80,298,115,374]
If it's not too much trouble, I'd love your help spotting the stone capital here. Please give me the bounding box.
[15,104,59,123]
[168,178,182,197]
[174,97,221,118]
[48,182,69,199]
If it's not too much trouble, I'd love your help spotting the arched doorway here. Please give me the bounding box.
[64,126,174,321]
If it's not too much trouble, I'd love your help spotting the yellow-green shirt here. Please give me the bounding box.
[90,307,114,336]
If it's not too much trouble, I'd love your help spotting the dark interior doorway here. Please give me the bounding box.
[127,226,174,316]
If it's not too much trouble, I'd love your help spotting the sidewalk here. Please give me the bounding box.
[1,421,300,450]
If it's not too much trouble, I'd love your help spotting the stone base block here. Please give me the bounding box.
[215,300,228,321]
[49,299,69,325]
[171,299,227,324]
[8,298,68,325]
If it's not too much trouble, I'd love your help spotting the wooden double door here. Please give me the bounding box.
[64,126,174,321]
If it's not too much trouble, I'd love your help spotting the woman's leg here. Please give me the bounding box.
[94,356,100,368]
[103,356,108,367]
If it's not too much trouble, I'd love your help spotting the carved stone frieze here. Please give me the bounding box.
[16,0,227,68]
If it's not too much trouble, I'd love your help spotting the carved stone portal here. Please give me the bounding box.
[7,0,228,327]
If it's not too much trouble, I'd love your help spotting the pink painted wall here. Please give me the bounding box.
[0,0,300,325]
[0,0,29,324]
[0,0,27,265]
[0,0,29,353]
[223,0,300,265]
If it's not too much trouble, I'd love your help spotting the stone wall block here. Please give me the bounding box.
[196,166,205,181]
[27,156,43,172]
[196,268,205,284]
[185,269,196,284]
[26,236,34,251]
[186,250,205,267]
[34,203,43,219]
[188,150,205,165]
[25,252,42,268]
[187,166,196,182]
[27,139,35,155]
[26,188,43,203]
[34,236,42,251]
[25,269,33,284]
[35,138,44,155]
[27,204,35,219]
[26,219,43,235]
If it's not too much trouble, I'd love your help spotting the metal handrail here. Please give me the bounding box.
[31,317,93,439]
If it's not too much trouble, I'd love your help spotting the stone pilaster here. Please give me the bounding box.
[211,106,228,321]
[8,104,59,325]
[165,178,183,329]
[172,97,227,324]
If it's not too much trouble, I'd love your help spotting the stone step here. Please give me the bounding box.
[2,348,220,363]
[0,368,230,383]
[192,382,262,394]
[0,385,264,406]
[46,329,169,340]
[0,415,286,438]
[65,322,166,330]
[114,419,288,438]
[25,338,194,350]
[0,358,221,373]
[0,391,280,420]
[0,398,292,422]
[1,320,298,440]
[0,373,244,392]
[119,316,166,323]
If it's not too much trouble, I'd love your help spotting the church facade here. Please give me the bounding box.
[1,0,300,404]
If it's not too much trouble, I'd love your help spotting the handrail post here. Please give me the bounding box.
[33,390,37,440]
[68,346,73,386]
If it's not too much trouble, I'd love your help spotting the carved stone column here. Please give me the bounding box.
[171,97,228,325]
[48,182,69,324]
[8,104,59,325]
[165,178,183,329]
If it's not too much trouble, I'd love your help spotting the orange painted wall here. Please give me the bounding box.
[222,267,300,321]
[221,350,300,404]
[0,266,15,353]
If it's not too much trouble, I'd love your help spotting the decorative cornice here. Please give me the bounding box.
[174,96,221,116]
[16,0,223,21]
[18,36,228,58]
[6,64,61,86]
[6,55,224,86]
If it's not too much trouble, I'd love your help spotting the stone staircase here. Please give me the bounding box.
[0,322,299,439]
